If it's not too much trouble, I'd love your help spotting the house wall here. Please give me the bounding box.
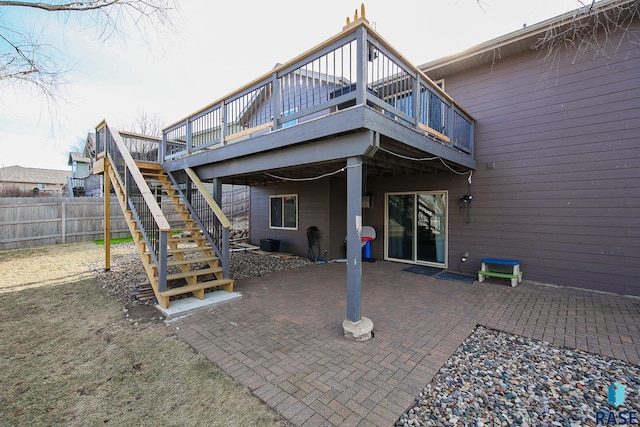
[364,172,470,264]
[329,178,347,259]
[421,28,640,295]
[250,179,334,259]
[72,161,91,179]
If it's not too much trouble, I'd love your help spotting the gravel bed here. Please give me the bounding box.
[397,325,639,427]
[88,242,311,307]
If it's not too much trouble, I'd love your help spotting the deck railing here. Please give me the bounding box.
[94,130,160,162]
[119,131,161,162]
[97,122,169,291]
[162,21,474,162]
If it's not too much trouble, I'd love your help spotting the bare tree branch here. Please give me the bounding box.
[0,22,67,112]
[533,0,640,65]
[0,0,176,102]
[120,110,164,137]
[0,1,119,12]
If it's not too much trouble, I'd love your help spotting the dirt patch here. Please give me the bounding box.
[124,304,165,324]
[0,241,129,293]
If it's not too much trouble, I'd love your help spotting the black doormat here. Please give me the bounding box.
[402,265,443,276]
[435,271,476,284]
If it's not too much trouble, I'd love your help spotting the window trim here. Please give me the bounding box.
[384,190,448,268]
[269,194,298,230]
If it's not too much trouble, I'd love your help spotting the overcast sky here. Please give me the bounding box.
[0,0,584,171]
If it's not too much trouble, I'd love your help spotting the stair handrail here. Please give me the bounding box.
[105,123,171,232]
[99,121,170,291]
[184,168,232,229]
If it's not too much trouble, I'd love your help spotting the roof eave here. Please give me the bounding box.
[419,0,633,78]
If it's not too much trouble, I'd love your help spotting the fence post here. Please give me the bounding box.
[61,201,66,244]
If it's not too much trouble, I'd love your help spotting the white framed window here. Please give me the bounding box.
[270,194,298,230]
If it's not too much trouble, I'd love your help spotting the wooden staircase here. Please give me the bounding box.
[108,160,234,309]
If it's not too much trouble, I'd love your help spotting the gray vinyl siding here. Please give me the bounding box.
[424,29,640,295]
[329,178,347,259]
[250,180,333,258]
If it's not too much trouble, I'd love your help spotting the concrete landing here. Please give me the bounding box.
[157,290,242,320]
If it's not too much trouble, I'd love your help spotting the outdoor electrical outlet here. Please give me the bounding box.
[460,252,469,262]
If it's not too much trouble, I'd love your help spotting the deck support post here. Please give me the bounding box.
[343,156,373,341]
[211,178,222,204]
[212,178,230,278]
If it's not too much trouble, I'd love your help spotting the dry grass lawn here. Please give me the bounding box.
[0,242,284,426]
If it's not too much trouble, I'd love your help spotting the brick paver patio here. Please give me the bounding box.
[170,261,640,426]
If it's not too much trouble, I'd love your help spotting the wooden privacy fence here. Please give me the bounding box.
[221,186,249,230]
[0,197,129,250]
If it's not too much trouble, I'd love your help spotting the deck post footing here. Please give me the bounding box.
[343,316,373,342]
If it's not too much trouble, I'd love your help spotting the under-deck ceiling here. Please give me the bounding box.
[221,136,471,186]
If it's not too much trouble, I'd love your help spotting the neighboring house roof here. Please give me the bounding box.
[0,165,71,185]
[68,152,91,166]
[420,0,633,79]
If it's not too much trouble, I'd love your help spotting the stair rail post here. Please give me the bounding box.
[160,132,166,164]
[221,227,230,278]
[185,118,192,156]
[158,231,168,292]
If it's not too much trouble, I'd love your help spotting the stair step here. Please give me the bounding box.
[142,171,166,177]
[158,278,234,297]
[171,230,202,236]
[167,246,212,254]
[165,221,190,225]
[169,236,206,243]
[166,266,222,281]
[167,256,218,267]
[169,207,191,213]
[165,210,191,216]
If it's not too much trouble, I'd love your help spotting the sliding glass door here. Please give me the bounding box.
[386,192,447,267]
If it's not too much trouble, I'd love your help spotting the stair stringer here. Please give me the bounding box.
[135,162,235,308]
[106,163,162,296]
